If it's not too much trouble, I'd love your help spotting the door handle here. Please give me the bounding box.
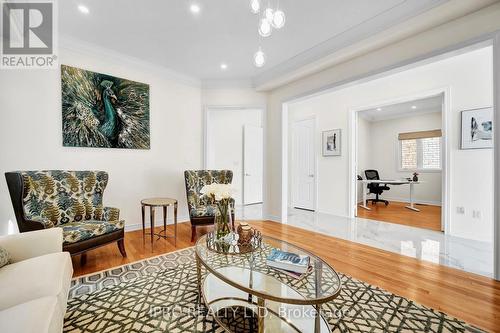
[245,173,251,176]
[309,174,314,178]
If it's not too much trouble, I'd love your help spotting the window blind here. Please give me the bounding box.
[398,129,442,141]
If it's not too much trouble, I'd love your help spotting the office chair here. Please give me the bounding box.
[364,169,390,206]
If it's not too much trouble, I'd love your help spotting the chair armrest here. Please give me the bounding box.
[29,216,55,229]
[0,228,63,263]
[103,206,120,222]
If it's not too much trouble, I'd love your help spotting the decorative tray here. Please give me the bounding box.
[206,230,262,255]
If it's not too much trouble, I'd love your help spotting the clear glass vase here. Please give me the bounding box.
[214,201,232,242]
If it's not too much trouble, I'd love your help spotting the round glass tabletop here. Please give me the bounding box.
[195,233,342,305]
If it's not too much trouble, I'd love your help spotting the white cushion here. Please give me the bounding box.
[0,252,73,311]
[0,296,63,333]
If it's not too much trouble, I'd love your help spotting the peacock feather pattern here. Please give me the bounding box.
[61,65,150,149]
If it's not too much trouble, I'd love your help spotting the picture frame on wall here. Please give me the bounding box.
[61,65,150,149]
[460,107,493,150]
[322,129,341,156]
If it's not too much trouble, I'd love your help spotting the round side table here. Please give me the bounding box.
[141,198,178,247]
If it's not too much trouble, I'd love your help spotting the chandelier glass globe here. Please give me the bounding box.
[272,9,285,29]
[250,0,260,14]
[254,49,265,67]
[264,8,274,22]
[258,18,272,37]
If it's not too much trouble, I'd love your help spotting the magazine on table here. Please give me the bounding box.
[274,265,313,280]
[266,248,310,274]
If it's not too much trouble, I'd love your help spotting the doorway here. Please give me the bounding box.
[204,107,264,219]
[290,117,316,211]
[354,94,445,232]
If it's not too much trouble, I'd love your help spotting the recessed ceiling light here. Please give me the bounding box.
[190,4,200,14]
[376,108,382,111]
[411,105,417,109]
[78,4,89,14]
[220,63,228,70]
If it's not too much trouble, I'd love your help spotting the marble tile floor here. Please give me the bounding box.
[234,204,493,277]
[286,208,493,278]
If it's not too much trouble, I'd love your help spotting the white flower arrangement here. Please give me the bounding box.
[200,183,234,202]
[201,183,234,240]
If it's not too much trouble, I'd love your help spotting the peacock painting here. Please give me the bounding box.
[61,65,150,149]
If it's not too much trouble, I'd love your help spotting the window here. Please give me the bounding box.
[421,137,441,169]
[399,130,441,171]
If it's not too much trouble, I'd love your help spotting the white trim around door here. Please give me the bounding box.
[348,88,451,234]
[493,32,500,281]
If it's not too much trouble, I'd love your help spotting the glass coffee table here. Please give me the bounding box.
[195,233,342,333]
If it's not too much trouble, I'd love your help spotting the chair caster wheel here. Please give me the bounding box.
[385,201,389,206]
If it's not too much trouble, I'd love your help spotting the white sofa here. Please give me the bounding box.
[0,228,73,333]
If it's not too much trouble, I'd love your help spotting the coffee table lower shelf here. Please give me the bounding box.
[202,272,330,333]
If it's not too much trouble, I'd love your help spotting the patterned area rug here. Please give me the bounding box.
[65,247,480,332]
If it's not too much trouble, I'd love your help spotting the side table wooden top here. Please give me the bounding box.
[141,197,177,207]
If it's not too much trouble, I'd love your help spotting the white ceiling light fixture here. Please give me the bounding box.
[251,1,286,67]
[272,9,285,29]
[258,18,272,37]
[376,107,382,111]
[77,4,89,14]
[250,0,260,14]
[254,48,265,67]
[411,105,417,109]
[189,4,201,14]
[220,63,228,70]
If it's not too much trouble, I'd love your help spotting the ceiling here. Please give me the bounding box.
[359,95,443,122]
[59,0,448,85]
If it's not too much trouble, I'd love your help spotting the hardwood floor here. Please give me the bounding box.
[72,220,500,332]
[356,200,442,231]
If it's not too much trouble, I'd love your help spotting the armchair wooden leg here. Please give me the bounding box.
[117,239,127,257]
[80,253,87,266]
[191,226,196,243]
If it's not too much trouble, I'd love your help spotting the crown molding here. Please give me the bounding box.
[253,0,497,91]
[59,35,201,88]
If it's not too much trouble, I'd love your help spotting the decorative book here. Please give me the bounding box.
[266,249,310,274]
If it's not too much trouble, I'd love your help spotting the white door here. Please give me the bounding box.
[292,118,315,210]
[243,125,263,205]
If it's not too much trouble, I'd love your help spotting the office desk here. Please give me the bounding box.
[359,180,421,212]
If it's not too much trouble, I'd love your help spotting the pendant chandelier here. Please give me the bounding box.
[250,0,286,67]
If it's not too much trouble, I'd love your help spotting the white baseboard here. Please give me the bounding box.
[124,215,189,232]
[265,214,281,222]
[358,197,441,206]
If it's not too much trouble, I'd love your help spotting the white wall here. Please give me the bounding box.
[360,111,443,205]
[0,44,203,235]
[285,46,493,242]
[202,88,267,107]
[207,109,262,205]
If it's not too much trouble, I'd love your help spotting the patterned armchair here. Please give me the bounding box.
[184,170,235,242]
[5,170,126,263]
